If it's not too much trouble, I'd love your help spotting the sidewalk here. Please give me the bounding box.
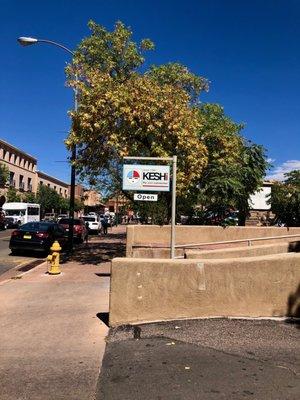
[0,226,126,400]
[1,225,299,400]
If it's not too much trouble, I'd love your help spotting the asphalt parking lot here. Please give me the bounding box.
[97,318,300,400]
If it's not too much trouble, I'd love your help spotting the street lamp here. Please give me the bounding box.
[17,36,77,251]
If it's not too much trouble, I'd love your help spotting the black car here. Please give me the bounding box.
[9,222,68,255]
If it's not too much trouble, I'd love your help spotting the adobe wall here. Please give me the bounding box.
[109,253,300,326]
[126,225,300,257]
[131,247,184,259]
[185,241,300,259]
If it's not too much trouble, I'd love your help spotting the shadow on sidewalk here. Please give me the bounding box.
[61,231,126,265]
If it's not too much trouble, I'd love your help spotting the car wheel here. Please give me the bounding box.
[11,249,19,256]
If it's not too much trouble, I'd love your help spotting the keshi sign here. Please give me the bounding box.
[123,164,170,192]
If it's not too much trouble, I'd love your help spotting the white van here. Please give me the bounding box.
[3,202,40,227]
[82,215,101,233]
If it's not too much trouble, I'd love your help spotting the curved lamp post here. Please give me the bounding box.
[17,36,77,251]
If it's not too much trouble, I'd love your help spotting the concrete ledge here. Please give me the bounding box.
[126,225,300,257]
[109,253,300,326]
[132,247,183,259]
[185,241,300,259]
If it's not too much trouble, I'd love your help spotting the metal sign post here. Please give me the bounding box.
[171,155,177,259]
[123,156,177,259]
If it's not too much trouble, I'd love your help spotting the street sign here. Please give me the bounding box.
[123,164,170,192]
[124,155,177,259]
[134,193,158,202]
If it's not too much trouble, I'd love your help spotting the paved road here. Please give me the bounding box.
[0,229,111,279]
[98,319,300,400]
[0,229,39,276]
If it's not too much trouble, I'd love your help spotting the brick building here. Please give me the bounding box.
[0,139,105,219]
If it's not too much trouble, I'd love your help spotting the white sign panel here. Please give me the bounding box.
[123,164,170,192]
[249,186,271,210]
[134,193,158,202]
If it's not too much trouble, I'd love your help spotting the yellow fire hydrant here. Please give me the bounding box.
[47,241,62,275]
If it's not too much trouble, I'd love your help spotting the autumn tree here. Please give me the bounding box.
[66,21,268,224]
[66,21,208,205]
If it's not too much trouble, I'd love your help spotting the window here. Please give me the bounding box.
[9,172,15,187]
[5,209,25,216]
[28,207,39,216]
[40,181,43,185]
[19,175,24,190]
[27,178,32,192]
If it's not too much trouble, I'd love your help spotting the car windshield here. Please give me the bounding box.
[5,209,25,216]
[83,217,96,222]
[20,222,51,232]
[59,218,81,225]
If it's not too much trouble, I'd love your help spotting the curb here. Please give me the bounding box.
[0,259,47,285]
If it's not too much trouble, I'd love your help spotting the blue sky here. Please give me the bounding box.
[1,0,300,183]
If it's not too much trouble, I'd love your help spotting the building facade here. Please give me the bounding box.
[37,171,69,198]
[0,139,69,198]
[0,139,105,217]
[0,139,37,193]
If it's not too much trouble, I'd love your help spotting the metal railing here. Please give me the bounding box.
[175,234,300,250]
[132,233,300,259]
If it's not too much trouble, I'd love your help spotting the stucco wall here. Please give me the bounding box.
[109,253,300,326]
[132,248,184,259]
[126,225,300,257]
[185,241,300,259]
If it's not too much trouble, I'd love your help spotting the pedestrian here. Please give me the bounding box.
[85,221,89,244]
[102,216,108,235]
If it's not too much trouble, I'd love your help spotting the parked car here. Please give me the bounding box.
[82,215,101,234]
[204,210,239,226]
[57,214,68,222]
[9,222,68,255]
[58,218,88,243]
[4,216,14,228]
[0,209,7,230]
[44,213,56,222]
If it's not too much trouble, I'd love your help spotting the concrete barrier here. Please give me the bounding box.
[185,241,300,259]
[109,253,300,326]
[131,247,184,259]
[126,225,300,258]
